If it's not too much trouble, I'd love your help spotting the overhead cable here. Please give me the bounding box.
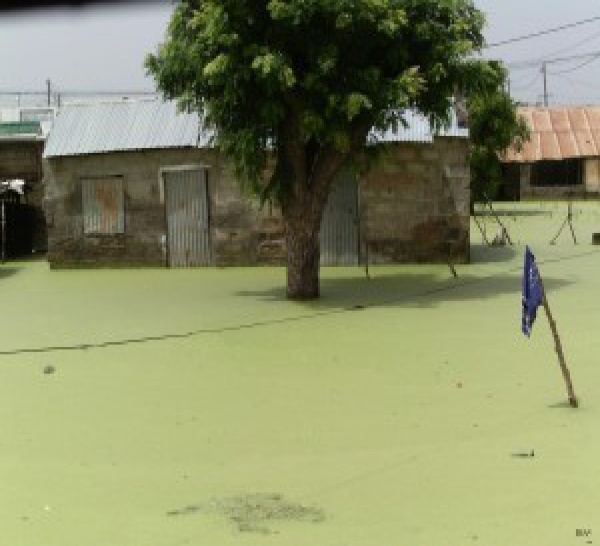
[507,49,600,69]
[548,55,600,75]
[485,15,600,49]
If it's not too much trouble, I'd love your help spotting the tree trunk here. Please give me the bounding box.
[285,214,321,300]
[277,114,372,300]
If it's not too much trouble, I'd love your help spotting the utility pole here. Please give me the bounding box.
[46,78,51,107]
[1,201,6,264]
[541,62,548,107]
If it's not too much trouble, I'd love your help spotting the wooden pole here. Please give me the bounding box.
[482,193,513,245]
[549,201,577,245]
[472,214,491,246]
[537,269,578,408]
[1,200,5,264]
[567,201,577,244]
[364,241,370,280]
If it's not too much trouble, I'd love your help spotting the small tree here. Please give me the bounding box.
[147,0,493,299]
[467,62,529,205]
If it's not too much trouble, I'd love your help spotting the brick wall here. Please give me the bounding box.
[44,138,470,268]
[0,141,43,181]
[359,137,470,264]
[44,148,285,267]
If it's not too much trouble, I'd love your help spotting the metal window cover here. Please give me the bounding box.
[504,106,600,163]
[82,177,125,235]
[43,99,213,158]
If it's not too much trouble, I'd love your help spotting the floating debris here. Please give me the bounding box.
[511,450,535,458]
[166,504,201,517]
[166,493,325,534]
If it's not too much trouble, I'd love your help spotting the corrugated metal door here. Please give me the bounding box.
[82,176,125,234]
[319,169,359,265]
[164,169,211,267]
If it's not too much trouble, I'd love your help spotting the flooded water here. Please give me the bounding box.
[0,202,599,545]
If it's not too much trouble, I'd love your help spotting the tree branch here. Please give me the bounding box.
[309,118,373,211]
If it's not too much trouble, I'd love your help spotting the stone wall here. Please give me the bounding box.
[359,137,470,264]
[209,159,285,266]
[44,138,470,268]
[44,148,284,267]
[0,141,43,181]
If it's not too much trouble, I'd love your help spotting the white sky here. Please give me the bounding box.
[0,2,173,98]
[477,0,600,105]
[0,1,599,106]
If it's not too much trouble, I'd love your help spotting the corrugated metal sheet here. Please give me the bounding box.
[44,100,212,158]
[319,169,359,266]
[369,109,468,144]
[44,100,465,158]
[505,106,600,163]
[165,169,211,267]
[82,177,125,234]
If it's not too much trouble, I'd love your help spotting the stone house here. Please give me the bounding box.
[43,100,470,268]
[502,106,600,200]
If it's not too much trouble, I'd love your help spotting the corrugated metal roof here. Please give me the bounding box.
[44,100,466,159]
[369,109,468,144]
[505,106,600,163]
[43,100,211,158]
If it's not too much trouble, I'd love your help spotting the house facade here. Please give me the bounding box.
[43,100,470,268]
[503,106,600,199]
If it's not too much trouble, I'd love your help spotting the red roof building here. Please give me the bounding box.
[502,107,600,199]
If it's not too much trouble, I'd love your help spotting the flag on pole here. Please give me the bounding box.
[522,246,543,337]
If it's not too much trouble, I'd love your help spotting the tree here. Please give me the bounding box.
[467,62,529,205]
[147,0,491,299]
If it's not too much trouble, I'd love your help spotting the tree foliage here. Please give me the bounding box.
[147,0,494,298]
[467,62,530,203]
[147,0,491,202]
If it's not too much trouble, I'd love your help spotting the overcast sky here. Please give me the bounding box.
[0,0,599,106]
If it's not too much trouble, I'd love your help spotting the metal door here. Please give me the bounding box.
[82,176,125,235]
[164,169,211,267]
[319,169,359,265]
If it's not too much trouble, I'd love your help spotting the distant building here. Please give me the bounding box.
[43,99,470,268]
[0,107,56,253]
[502,106,600,199]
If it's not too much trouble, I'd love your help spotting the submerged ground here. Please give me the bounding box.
[0,201,599,545]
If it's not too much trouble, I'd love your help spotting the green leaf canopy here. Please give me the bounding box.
[147,0,487,205]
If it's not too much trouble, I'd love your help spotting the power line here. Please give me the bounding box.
[503,46,600,105]
[485,15,600,49]
[542,30,600,59]
[552,72,600,90]
[549,54,600,75]
[507,49,600,70]
[0,89,157,96]
[510,72,541,92]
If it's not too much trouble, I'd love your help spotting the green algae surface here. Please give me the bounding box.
[1,201,599,545]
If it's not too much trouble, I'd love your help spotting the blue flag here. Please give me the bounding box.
[522,246,543,337]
